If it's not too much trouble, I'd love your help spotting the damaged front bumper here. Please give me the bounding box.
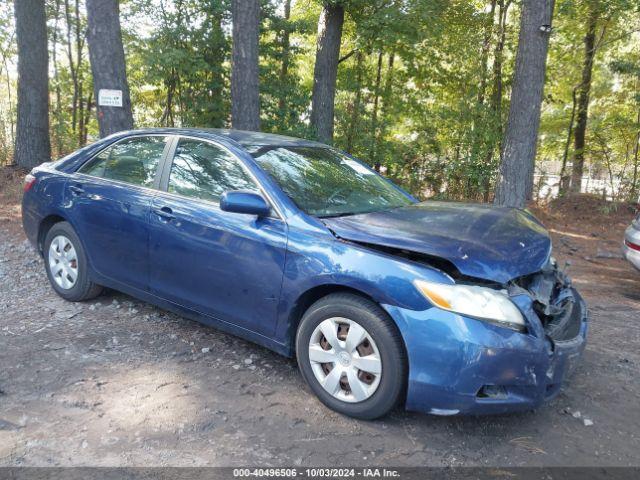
[383,287,588,416]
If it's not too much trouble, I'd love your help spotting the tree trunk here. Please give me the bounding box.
[376,52,395,162]
[85,0,134,137]
[231,0,261,131]
[559,86,578,195]
[494,0,555,208]
[14,0,51,168]
[64,0,78,135]
[471,0,497,167]
[161,74,177,128]
[204,4,226,127]
[477,0,498,107]
[278,0,292,116]
[482,0,511,201]
[369,51,384,169]
[74,0,86,147]
[0,46,16,151]
[83,90,92,146]
[570,7,599,194]
[51,0,63,156]
[310,1,345,143]
[630,108,640,202]
[345,52,364,154]
[0,40,16,145]
[490,0,511,129]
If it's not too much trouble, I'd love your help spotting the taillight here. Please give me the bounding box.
[23,174,36,193]
[626,239,640,252]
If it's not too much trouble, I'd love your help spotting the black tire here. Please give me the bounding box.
[43,221,103,302]
[296,293,407,420]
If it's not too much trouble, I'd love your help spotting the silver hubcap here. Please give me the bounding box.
[48,235,78,290]
[308,317,382,403]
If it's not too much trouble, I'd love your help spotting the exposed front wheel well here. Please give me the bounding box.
[38,215,66,254]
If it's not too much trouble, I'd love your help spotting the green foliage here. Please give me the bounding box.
[0,2,16,164]
[540,0,640,201]
[1,0,638,202]
[124,0,231,128]
[258,0,315,137]
[46,0,97,158]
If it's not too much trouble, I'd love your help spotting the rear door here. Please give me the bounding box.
[148,136,288,336]
[68,134,172,290]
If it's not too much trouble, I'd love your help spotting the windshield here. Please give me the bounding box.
[248,145,414,217]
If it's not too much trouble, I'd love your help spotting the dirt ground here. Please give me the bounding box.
[1,166,639,467]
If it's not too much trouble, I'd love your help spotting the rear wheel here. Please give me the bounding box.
[44,221,102,301]
[296,293,407,420]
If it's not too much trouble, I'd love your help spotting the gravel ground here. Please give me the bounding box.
[1,204,640,467]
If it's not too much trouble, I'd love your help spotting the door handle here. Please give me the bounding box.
[153,206,175,221]
[69,185,85,196]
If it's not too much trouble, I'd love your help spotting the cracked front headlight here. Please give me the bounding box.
[414,279,526,331]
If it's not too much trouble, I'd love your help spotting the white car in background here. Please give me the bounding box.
[624,210,640,271]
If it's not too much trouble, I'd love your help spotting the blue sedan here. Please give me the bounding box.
[22,128,588,419]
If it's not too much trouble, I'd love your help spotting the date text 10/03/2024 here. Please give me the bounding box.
[232,468,401,478]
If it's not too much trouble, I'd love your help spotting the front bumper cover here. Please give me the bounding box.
[383,288,588,415]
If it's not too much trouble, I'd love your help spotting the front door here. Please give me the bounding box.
[148,137,288,336]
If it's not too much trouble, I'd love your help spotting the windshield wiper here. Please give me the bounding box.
[318,206,403,218]
[317,212,357,219]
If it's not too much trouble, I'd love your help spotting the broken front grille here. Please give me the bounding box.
[513,261,583,341]
[539,294,583,341]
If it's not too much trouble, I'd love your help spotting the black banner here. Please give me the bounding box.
[0,468,638,480]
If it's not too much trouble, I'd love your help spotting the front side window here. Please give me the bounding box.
[167,139,258,202]
[78,136,168,188]
[248,146,413,217]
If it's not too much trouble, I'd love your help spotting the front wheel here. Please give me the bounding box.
[296,293,407,420]
[44,221,103,302]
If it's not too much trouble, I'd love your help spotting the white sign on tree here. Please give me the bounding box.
[98,89,123,107]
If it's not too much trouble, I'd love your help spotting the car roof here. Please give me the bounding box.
[122,128,325,149]
[206,128,323,148]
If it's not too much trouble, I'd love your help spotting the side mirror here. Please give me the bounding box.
[220,190,271,217]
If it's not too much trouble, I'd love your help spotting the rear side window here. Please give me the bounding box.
[167,138,258,202]
[78,136,169,188]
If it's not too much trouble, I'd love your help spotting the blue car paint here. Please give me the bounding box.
[22,128,588,416]
[220,190,272,217]
[65,176,153,291]
[384,289,587,415]
[323,201,552,284]
[148,192,288,337]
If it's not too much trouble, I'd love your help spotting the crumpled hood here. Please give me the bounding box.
[322,201,551,284]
